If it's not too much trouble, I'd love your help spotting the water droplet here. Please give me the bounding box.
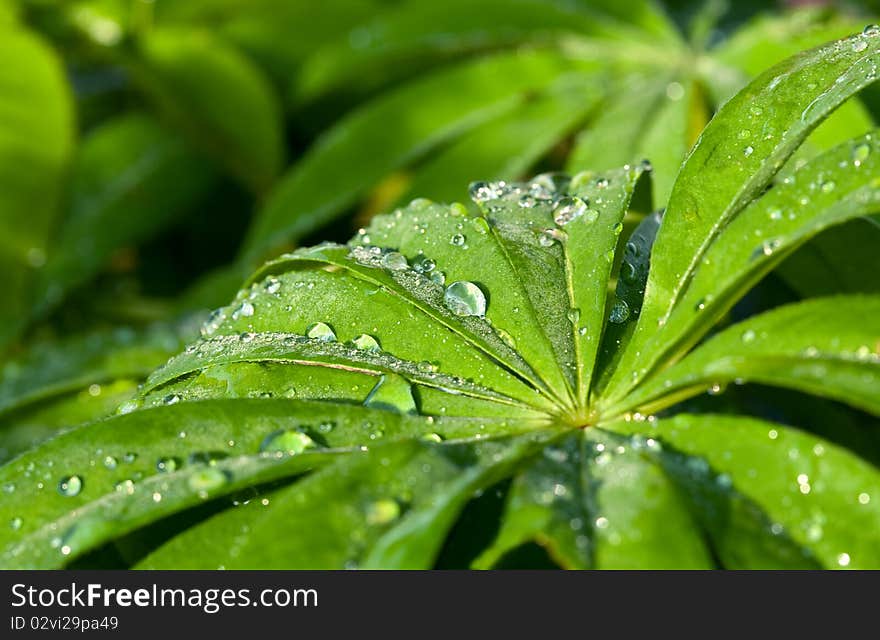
[123,452,138,464]
[853,142,871,167]
[820,180,836,193]
[864,24,880,36]
[444,281,487,317]
[768,208,783,221]
[318,421,335,434]
[567,308,581,325]
[263,277,281,294]
[853,39,868,52]
[741,329,756,343]
[163,393,181,406]
[422,433,443,443]
[738,129,751,140]
[429,270,446,286]
[115,479,135,494]
[620,261,637,283]
[352,334,380,351]
[233,301,254,319]
[307,322,337,342]
[707,383,724,395]
[366,499,400,525]
[188,468,229,497]
[595,516,609,529]
[413,256,435,274]
[468,181,495,203]
[103,455,117,470]
[3,482,15,494]
[156,456,181,473]
[837,552,851,567]
[858,492,870,505]
[743,145,754,157]
[552,196,588,226]
[381,251,408,271]
[596,177,609,188]
[10,517,22,531]
[609,299,630,324]
[449,233,466,247]
[58,475,83,497]
[260,429,316,455]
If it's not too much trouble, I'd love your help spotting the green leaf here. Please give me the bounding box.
[0,399,511,568]
[776,217,880,297]
[475,429,712,569]
[139,433,550,569]
[398,72,605,205]
[618,296,880,416]
[291,0,613,105]
[36,114,217,311]
[601,132,880,406]
[0,320,194,418]
[608,414,880,569]
[566,74,692,206]
[133,27,283,193]
[242,50,593,262]
[605,31,880,401]
[0,26,74,349]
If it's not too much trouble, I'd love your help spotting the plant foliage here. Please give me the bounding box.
[1,16,878,568]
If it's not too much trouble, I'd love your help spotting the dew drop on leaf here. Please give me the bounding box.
[307,322,337,342]
[103,456,117,470]
[853,142,870,167]
[156,457,181,473]
[259,429,316,455]
[381,251,408,271]
[352,334,381,351]
[10,517,22,531]
[552,196,588,226]
[58,475,83,497]
[233,301,254,319]
[609,299,630,324]
[865,24,880,36]
[188,468,229,497]
[449,233,466,247]
[444,281,487,317]
[744,145,754,157]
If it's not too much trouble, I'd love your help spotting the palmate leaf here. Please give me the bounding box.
[2,27,880,570]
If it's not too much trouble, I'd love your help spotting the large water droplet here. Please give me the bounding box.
[853,142,871,167]
[260,429,316,455]
[233,301,254,319]
[381,251,408,271]
[609,299,630,324]
[307,322,337,342]
[552,196,588,226]
[864,24,880,36]
[450,233,466,247]
[444,281,487,317]
[58,475,83,497]
[352,334,380,351]
[188,468,229,497]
